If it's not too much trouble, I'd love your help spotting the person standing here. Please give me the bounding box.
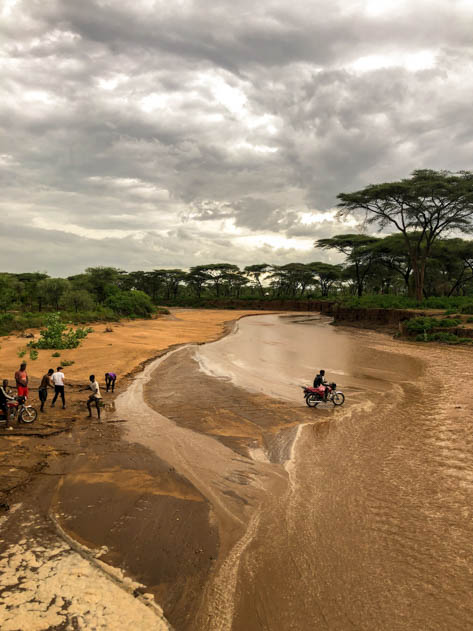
[39,369,54,413]
[51,366,66,409]
[14,362,28,398]
[85,375,102,420]
[105,372,117,393]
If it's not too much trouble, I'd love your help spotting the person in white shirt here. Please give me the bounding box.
[85,374,102,420]
[51,367,66,409]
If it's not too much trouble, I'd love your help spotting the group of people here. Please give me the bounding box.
[0,362,117,429]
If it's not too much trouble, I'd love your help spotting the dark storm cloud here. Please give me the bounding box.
[1,0,472,274]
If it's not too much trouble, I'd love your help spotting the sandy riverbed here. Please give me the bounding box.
[0,309,267,383]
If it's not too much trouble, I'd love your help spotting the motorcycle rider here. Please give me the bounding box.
[313,369,328,402]
[0,379,15,429]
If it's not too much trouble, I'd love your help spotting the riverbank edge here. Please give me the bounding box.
[165,300,473,339]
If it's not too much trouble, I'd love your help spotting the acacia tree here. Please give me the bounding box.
[315,234,379,297]
[198,264,240,297]
[371,233,413,293]
[307,262,341,297]
[337,170,473,301]
[244,264,270,297]
[187,266,211,298]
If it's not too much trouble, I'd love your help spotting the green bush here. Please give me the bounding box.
[29,348,38,361]
[52,352,61,357]
[405,316,462,334]
[30,313,92,350]
[62,359,75,366]
[415,332,472,345]
[105,290,154,318]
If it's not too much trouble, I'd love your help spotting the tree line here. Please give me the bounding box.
[1,231,473,316]
[1,169,473,313]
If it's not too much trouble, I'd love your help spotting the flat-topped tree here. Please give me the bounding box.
[244,264,270,297]
[307,262,342,297]
[337,170,473,301]
[315,234,379,297]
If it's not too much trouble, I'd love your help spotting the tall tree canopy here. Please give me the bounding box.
[337,170,473,300]
[315,234,379,297]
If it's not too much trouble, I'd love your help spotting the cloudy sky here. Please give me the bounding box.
[1,0,472,276]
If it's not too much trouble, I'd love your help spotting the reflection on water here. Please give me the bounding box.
[196,314,421,402]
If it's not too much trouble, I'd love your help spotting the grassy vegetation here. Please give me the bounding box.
[333,295,473,311]
[405,316,463,334]
[415,332,473,345]
[0,309,120,337]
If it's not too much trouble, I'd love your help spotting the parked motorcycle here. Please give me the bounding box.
[0,396,38,425]
[301,383,345,407]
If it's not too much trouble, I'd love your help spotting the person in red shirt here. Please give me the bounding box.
[15,362,28,398]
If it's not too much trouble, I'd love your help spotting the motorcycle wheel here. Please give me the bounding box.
[20,406,37,424]
[332,392,345,406]
[306,394,319,408]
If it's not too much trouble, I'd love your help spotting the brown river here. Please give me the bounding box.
[116,314,473,631]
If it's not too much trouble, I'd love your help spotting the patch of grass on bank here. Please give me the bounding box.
[0,302,160,337]
[405,316,462,334]
[0,309,118,336]
[415,332,473,345]
[334,295,473,312]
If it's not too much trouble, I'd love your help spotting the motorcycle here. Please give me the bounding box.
[0,396,38,425]
[301,383,345,408]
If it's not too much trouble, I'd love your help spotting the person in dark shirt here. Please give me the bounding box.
[0,379,15,429]
[313,369,328,401]
[39,369,54,413]
[105,372,117,393]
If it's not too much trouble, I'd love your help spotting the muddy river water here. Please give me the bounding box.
[116,314,473,630]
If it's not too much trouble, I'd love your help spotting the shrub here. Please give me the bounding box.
[29,349,38,361]
[52,352,61,357]
[62,359,75,366]
[405,316,461,334]
[30,313,92,350]
[17,348,26,358]
[415,332,472,345]
[105,290,154,318]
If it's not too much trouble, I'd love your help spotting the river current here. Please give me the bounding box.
[117,314,473,630]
